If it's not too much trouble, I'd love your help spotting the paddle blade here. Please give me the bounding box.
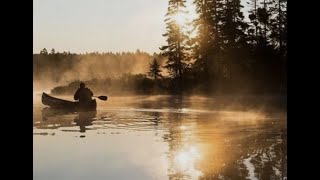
[97,96,108,101]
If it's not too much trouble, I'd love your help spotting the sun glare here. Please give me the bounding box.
[173,12,187,27]
[174,146,202,178]
[172,0,198,35]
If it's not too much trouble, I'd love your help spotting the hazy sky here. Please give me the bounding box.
[33,0,170,54]
[33,0,248,54]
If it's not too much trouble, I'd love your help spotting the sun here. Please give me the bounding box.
[172,0,198,35]
[173,12,188,27]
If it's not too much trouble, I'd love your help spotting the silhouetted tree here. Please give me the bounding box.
[247,0,259,46]
[160,0,190,91]
[40,48,48,55]
[219,0,249,50]
[148,58,162,81]
[256,0,272,47]
[51,48,55,54]
[269,0,287,91]
[192,0,224,84]
[217,0,251,87]
[269,0,287,56]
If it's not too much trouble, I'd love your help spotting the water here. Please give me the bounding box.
[33,94,287,180]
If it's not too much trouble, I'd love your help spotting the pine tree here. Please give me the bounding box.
[220,0,248,50]
[247,0,259,46]
[40,48,48,55]
[160,0,190,84]
[269,0,287,56]
[192,0,224,80]
[148,58,162,81]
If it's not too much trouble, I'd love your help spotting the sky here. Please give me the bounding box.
[33,0,170,54]
[33,0,249,54]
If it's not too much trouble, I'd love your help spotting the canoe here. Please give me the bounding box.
[41,92,97,111]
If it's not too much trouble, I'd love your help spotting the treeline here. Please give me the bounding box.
[33,49,166,85]
[159,0,287,94]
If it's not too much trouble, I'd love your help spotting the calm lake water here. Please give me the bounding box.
[33,94,287,180]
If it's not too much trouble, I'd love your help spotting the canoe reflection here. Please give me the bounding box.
[41,107,74,121]
[41,107,97,133]
[74,111,97,132]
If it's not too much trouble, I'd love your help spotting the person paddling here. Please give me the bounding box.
[74,82,94,104]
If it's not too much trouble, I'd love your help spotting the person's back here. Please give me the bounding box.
[74,83,93,103]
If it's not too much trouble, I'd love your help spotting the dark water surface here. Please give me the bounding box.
[33,94,287,180]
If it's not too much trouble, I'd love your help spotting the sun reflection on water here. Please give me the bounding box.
[34,94,286,180]
[172,145,203,179]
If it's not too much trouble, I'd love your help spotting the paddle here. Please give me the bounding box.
[93,95,108,101]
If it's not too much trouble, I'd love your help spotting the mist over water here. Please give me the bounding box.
[33,94,286,180]
[33,52,167,93]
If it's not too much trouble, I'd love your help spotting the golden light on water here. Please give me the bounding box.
[173,145,203,179]
[34,94,287,179]
[175,146,201,168]
[167,110,268,179]
[179,125,187,130]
